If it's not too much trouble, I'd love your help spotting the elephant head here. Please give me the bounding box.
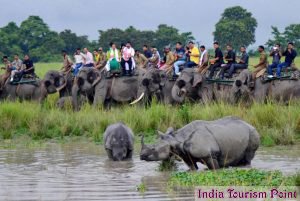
[140,128,175,161]
[131,68,167,105]
[72,67,105,110]
[43,70,68,95]
[171,68,206,103]
[230,69,252,103]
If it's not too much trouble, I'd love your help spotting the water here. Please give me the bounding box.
[0,142,299,201]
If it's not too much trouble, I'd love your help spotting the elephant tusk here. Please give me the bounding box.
[56,84,66,92]
[130,92,145,105]
[56,82,67,92]
[56,75,68,92]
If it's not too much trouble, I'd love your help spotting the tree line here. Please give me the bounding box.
[0,6,298,62]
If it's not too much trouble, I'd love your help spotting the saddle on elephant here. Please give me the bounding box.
[10,73,39,85]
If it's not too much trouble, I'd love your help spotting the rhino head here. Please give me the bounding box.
[140,128,176,161]
[110,137,129,161]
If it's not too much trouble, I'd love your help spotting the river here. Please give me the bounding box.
[0,142,299,201]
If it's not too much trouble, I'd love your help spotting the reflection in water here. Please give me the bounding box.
[0,143,299,201]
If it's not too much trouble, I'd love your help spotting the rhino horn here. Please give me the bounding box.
[157,130,165,139]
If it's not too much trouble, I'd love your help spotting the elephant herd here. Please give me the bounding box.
[1,67,300,107]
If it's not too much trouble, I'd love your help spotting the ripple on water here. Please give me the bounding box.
[0,143,299,201]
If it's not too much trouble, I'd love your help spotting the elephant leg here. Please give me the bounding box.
[126,150,133,159]
[205,157,220,170]
[106,149,113,159]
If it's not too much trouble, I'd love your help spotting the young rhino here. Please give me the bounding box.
[140,116,260,170]
[104,122,134,161]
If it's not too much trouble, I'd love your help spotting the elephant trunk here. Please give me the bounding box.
[171,84,186,103]
[39,81,48,103]
[72,80,80,111]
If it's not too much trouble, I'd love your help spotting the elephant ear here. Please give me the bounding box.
[159,71,167,87]
[237,69,251,87]
[192,72,203,87]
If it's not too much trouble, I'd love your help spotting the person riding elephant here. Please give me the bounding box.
[130,67,176,105]
[72,67,146,110]
[231,69,300,104]
[0,70,68,102]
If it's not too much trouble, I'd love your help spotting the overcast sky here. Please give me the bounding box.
[0,0,299,49]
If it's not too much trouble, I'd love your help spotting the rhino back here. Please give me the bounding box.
[175,116,254,166]
[205,118,252,165]
[104,123,134,150]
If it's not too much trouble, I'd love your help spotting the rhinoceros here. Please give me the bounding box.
[140,116,260,170]
[104,122,134,161]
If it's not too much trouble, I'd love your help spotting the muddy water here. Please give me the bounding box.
[0,143,299,201]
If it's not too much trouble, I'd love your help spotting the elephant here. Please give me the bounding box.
[171,68,213,104]
[0,70,68,102]
[71,67,146,110]
[171,68,238,104]
[104,122,134,161]
[231,69,300,104]
[140,116,260,170]
[131,68,176,105]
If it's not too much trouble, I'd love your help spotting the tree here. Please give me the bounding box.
[0,22,22,56]
[98,25,194,52]
[18,16,65,61]
[267,24,300,51]
[59,29,90,54]
[214,6,257,50]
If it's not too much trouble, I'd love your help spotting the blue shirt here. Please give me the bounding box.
[175,48,186,61]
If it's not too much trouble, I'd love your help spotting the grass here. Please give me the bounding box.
[0,100,299,146]
[136,182,147,193]
[168,169,298,187]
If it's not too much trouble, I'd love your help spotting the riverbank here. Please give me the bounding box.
[0,100,299,146]
[168,169,300,188]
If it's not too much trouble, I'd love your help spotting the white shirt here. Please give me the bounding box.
[85,51,94,64]
[74,53,85,64]
[122,47,135,61]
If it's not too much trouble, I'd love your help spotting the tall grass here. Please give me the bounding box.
[0,98,299,146]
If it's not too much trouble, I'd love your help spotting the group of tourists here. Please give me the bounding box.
[0,54,35,86]
[1,40,298,84]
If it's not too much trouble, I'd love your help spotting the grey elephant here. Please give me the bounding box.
[231,69,300,103]
[140,116,260,170]
[171,68,213,104]
[72,67,146,110]
[104,122,134,161]
[0,70,67,102]
[172,68,236,104]
[131,68,176,105]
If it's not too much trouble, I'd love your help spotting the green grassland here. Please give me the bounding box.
[0,58,300,146]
